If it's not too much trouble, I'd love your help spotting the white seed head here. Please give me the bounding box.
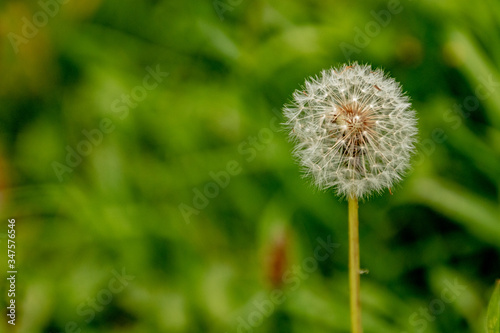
[283,63,418,199]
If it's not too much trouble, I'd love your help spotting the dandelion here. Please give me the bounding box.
[283,63,417,333]
[284,63,417,198]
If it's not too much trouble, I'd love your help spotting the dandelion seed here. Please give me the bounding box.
[283,62,418,199]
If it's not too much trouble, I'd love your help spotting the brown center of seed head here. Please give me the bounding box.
[332,102,375,159]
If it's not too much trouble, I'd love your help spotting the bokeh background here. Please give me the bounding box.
[1,0,499,332]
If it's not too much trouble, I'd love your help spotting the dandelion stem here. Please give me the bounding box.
[348,195,362,333]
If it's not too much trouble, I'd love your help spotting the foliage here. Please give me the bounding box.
[0,0,499,332]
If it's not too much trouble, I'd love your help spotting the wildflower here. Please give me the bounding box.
[284,63,417,198]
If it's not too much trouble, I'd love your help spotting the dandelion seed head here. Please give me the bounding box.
[283,63,418,198]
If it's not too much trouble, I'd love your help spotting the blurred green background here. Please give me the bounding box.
[1,0,499,332]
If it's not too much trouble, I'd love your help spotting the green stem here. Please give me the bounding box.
[348,196,362,333]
